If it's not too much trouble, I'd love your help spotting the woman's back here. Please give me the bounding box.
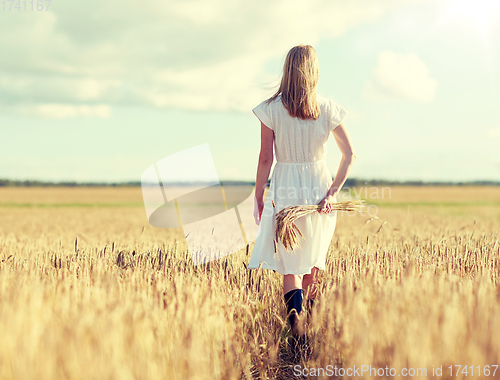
[253,94,347,163]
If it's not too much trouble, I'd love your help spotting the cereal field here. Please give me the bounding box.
[0,186,499,379]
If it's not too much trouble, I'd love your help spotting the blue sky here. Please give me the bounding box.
[0,0,499,183]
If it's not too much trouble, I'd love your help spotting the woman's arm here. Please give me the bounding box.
[254,122,274,223]
[318,121,356,213]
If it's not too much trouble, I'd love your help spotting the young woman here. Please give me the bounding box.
[248,45,356,337]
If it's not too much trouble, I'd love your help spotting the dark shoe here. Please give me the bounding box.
[284,289,304,336]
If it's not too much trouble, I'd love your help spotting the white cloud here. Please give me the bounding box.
[0,0,424,117]
[363,50,438,103]
[10,104,112,119]
[0,75,121,102]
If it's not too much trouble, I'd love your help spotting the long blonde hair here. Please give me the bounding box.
[267,45,320,120]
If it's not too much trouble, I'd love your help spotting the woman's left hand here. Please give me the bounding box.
[317,194,336,214]
[253,196,265,225]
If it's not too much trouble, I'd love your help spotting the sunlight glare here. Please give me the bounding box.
[444,0,500,29]
[431,0,500,49]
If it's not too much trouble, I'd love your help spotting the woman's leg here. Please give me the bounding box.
[283,274,303,294]
[302,266,319,300]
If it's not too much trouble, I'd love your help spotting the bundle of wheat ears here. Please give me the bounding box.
[274,200,366,252]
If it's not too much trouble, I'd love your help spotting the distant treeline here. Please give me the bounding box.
[1,178,499,187]
[341,179,500,187]
[0,179,142,187]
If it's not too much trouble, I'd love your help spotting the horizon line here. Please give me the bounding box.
[1,178,499,187]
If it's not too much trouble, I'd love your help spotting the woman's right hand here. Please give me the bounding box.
[253,196,265,225]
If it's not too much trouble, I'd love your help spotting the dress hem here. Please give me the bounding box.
[247,262,325,275]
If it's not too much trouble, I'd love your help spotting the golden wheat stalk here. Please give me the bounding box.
[274,200,366,252]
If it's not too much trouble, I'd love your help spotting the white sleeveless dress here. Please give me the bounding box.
[248,94,347,275]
